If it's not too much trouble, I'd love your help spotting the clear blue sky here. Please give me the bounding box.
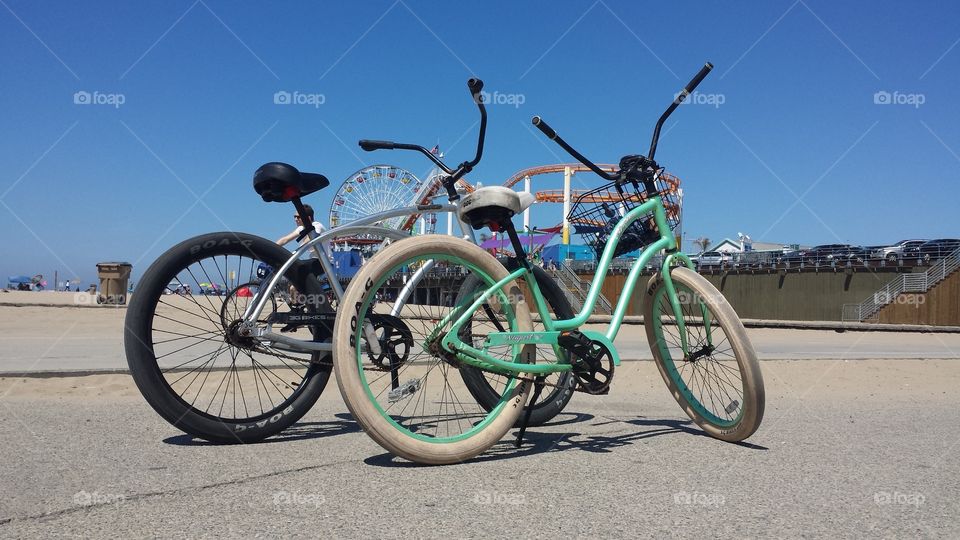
[2,0,959,285]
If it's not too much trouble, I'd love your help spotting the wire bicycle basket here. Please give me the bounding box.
[567,170,681,260]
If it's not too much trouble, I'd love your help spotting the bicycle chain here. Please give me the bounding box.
[258,351,588,393]
[249,336,590,392]
[252,342,586,389]
[246,342,402,373]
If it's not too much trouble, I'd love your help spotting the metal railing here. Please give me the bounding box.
[696,251,941,273]
[842,246,960,321]
[549,261,613,315]
[563,250,945,274]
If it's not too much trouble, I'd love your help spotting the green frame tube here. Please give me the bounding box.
[662,252,713,348]
[441,195,697,373]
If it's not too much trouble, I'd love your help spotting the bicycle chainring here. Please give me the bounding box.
[557,331,615,395]
[367,314,414,371]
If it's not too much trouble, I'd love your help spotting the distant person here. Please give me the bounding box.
[276,204,332,258]
[275,204,333,331]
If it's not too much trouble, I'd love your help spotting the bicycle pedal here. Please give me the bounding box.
[388,379,421,403]
[558,331,614,395]
[724,400,740,415]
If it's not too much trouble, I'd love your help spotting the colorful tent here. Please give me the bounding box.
[235,286,254,298]
[479,232,557,251]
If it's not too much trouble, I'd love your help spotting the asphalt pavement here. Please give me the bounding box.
[2,304,959,374]
[1,359,958,537]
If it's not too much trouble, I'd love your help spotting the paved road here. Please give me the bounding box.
[1,360,958,537]
[2,305,959,374]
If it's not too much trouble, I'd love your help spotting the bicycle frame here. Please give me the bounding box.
[439,194,702,375]
[237,201,478,353]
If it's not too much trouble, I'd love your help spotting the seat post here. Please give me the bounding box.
[504,221,531,270]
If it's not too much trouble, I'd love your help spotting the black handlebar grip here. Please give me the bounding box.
[358,139,396,151]
[682,62,714,95]
[467,78,484,95]
[531,116,557,140]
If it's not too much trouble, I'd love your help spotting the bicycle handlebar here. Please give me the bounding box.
[682,62,713,98]
[357,78,488,199]
[649,62,713,159]
[531,116,557,140]
[531,62,713,179]
[467,78,484,98]
[464,78,487,171]
[358,140,396,151]
[531,117,617,181]
[358,140,454,174]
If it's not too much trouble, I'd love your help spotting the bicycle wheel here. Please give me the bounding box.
[643,266,764,442]
[333,235,533,464]
[459,264,576,426]
[124,232,333,443]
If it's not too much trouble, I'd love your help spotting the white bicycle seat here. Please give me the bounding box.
[457,186,535,230]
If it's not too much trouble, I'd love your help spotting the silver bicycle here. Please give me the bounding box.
[124,78,575,443]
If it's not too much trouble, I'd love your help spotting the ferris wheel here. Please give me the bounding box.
[328,165,425,230]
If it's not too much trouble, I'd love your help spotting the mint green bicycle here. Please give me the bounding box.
[333,63,764,464]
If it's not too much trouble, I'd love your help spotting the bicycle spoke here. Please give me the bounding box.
[652,282,746,424]
[146,250,318,423]
[354,254,520,441]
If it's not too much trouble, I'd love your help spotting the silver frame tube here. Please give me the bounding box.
[240,201,473,354]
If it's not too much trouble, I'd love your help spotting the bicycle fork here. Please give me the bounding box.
[660,253,714,356]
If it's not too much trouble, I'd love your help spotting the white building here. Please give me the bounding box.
[707,238,807,254]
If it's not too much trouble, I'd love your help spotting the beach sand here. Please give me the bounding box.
[2,292,959,376]
[0,290,125,307]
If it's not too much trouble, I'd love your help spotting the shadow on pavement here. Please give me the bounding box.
[364,413,768,467]
[515,411,595,428]
[163,413,360,446]
[615,417,768,450]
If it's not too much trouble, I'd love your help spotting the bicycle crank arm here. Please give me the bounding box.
[363,321,382,357]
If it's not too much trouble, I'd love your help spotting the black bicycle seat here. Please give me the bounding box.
[253,162,330,202]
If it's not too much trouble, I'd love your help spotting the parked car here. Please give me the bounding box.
[696,251,732,267]
[164,283,193,295]
[779,249,803,264]
[779,244,865,264]
[916,239,960,263]
[815,244,852,262]
[643,254,665,271]
[874,239,927,262]
[826,245,869,263]
[794,244,842,263]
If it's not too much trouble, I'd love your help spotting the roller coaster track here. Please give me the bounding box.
[503,163,619,189]
[398,175,475,232]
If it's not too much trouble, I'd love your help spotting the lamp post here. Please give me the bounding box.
[526,225,537,261]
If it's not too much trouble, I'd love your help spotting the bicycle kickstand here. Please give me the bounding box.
[515,375,546,448]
